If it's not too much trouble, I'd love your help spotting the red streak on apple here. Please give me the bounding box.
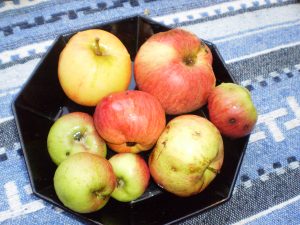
[134,28,216,115]
[93,90,166,153]
[207,83,258,138]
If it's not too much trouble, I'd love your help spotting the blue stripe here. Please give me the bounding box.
[0,92,18,118]
[249,198,300,225]
[237,70,300,182]
[216,23,300,61]
[0,0,295,52]
[211,18,300,42]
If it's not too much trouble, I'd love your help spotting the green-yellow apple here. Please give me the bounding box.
[208,82,258,138]
[58,29,132,106]
[134,28,216,115]
[93,90,166,153]
[54,152,116,213]
[47,112,106,165]
[149,114,224,197]
[109,153,150,202]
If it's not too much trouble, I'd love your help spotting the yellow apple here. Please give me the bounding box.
[58,29,132,106]
[149,115,224,197]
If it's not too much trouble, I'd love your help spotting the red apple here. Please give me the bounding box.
[58,29,132,106]
[93,90,166,153]
[149,115,224,197]
[207,82,258,138]
[134,28,216,115]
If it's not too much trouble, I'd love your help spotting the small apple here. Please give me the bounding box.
[93,90,166,153]
[109,153,150,202]
[47,112,107,165]
[53,152,116,213]
[58,29,132,106]
[149,115,224,197]
[134,28,216,115]
[207,82,258,138]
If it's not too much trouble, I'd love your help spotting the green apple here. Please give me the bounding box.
[54,152,116,213]
[109,153,150,202]
[47,112,107,165]
[149,114,224,197]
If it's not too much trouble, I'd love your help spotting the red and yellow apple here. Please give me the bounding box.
[207,83,258,138]
[93,90,166,153]
[149,115,224,197]
[109,153,150,202]
[134,28,216,115]
[54,152,116,213]
[58,29,132,106]
[47,112,107,165]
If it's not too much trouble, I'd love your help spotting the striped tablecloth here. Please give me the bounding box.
[0,0,299,224]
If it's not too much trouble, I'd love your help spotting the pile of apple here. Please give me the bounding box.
[47,28,257,214]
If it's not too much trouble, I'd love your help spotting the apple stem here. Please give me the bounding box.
[94,190,108,200]
[183,55,196,66]
[117,178,125,188]
[94,38,102,56]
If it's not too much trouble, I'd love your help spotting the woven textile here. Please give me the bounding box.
[0,0,299,224]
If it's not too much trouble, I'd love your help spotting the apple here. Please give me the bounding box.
[58,29,132,106]
[53,152,116,213]
[134,28,216,115]
[109,153,150,202]
[149,114,224,197]
[47,112,107,165]
[93,90,166,153]
[207,82,258,138]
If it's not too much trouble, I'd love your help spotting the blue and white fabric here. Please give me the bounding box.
[0,0,299,224]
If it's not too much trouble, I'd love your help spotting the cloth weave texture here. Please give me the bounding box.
[0,0,299,224]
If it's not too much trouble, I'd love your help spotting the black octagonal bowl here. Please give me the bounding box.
[12,15,249,225]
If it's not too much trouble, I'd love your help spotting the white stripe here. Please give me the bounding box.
[153,0,289,25]
[0,40,53,64]
[255,75,265,82]
[232,194,300,225]
[213,19,300,44]
[249,131,266,143]
[24,184,33,195]
[288,161,299,170]
[240,79,251,87]
[182,4,300,41]
[0,200,45,222]
[284,96,300,130]
[4,182,22,209]
[54,207,64,213]
[257,108,288,142]
[0,116,14,124]
[0,181,45,222]
[275,167,286,175]
[0,147,5,155]
[259,174,269,182]
[283,67,291,73]
[0,58,40,90]
[0,87,20,98]
[13,142,21,150]
[225,41,300,63]
[269,71,280,77]
[295,64,300,70]
[243,180,253,188]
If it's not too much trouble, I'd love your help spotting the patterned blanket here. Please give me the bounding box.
[0,0,299,224]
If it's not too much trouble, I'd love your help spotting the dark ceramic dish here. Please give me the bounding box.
[12,16,249,225]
